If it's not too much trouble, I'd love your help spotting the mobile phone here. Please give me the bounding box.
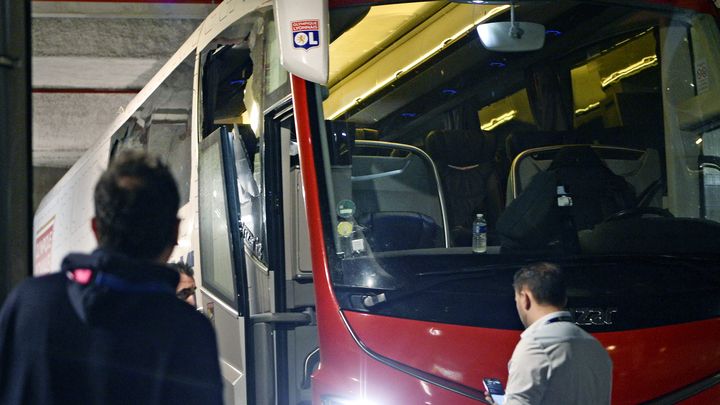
[483,378,505,405]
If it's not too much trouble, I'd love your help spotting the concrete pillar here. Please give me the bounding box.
[0,0,32,303]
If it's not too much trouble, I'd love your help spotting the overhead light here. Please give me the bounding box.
[481,109,516,131]
[601,55,658,88]
[575,101,600,115]
[696,137,703,145]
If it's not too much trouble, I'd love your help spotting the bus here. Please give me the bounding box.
[33,0,720,403]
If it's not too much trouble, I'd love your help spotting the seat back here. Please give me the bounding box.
[498,145,640,250]
[549,146,637,230]
[425,129,502,245]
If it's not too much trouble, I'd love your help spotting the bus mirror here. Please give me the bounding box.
[476,2,544,52]
[477,21,545,52]
[273,0,329,85]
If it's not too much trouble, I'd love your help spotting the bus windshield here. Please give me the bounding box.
[319,0,720,314]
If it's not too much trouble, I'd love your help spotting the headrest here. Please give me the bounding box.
[506,130,577,161]
[425,129,486,167]
[356,128,380,141]
[548,145,606,170]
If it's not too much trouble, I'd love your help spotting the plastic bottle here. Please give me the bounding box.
[472,213,487,253]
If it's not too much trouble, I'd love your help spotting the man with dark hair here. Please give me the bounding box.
[0,150,223,405]
[486,262,612,404]
[172,262,197,307]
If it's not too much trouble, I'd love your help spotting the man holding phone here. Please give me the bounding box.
[485,262,612,404]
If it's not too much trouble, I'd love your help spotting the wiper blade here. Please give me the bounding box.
[363,267,515,308]
[417,261,534,278]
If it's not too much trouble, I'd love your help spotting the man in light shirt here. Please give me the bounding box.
[486,262,613,404]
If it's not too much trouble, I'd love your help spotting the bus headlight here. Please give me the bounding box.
[321,395,380,405]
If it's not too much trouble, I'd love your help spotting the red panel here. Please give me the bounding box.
[291,74,362,402]
[344,311,518,388]
[344,311,720,404]
[644,0,719,15]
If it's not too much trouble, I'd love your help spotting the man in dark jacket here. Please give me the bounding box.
[0,150,223,404]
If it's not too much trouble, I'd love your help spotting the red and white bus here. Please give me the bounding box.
[34,0,720,403]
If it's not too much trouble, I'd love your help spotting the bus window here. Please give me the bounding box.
[478,88,537,200]
[571,29,659,130]
[200,24,268,264]
[108,55,193,204]
[198,129,238,306]
[264,17,291,108]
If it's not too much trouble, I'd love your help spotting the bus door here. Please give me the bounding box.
[198,8,317,402]
[198,126,251,405]
[199,119,316,405]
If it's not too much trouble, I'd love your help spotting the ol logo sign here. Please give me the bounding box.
[292,19,320,50]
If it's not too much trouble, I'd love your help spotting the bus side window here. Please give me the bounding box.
[233,124,267,262]
[107,55,194,205]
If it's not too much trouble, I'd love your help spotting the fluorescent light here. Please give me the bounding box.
[696,137,703,145]
[601,55,658,88]
[481,110,516,131]
[575,101,600,115]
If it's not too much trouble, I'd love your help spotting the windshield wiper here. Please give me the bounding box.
[416,260,538,278]
[363,263,522,308]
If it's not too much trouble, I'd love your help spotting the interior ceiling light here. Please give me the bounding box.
[442,88,458,95]
[601,55,658,88]
[575,101,600,115]
[328,5,510,119]
[481,110,516,131]
[546,29,562,36]
[489,61,506,68]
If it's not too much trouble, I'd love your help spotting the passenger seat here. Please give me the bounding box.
[425,129,502,246]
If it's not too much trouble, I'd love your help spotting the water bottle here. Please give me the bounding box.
[472,213,487,253]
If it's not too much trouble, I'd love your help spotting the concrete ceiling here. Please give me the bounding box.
[31,1,216,168]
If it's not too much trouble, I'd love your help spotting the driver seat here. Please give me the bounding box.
[496,145,636,250]
[550,146,637,230]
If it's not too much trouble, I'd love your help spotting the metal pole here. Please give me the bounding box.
[0,0,32,303]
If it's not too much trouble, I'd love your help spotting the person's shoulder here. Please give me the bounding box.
[0,273,66,317]
[164,300,215,334]
[528,320,588,347]
[9,272,66,299]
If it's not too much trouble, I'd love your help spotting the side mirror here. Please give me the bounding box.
[477,21,545,52]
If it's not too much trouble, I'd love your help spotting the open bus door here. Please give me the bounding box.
[195,2,327,402]
[198,119,318,405]
[198,126,251,404]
